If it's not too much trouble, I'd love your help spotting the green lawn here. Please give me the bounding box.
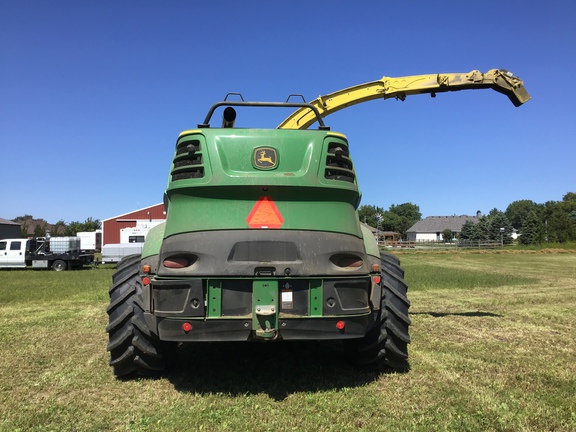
[0,252,575,431]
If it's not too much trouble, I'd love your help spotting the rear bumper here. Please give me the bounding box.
[148,313,375,342]
[145,275,378,342]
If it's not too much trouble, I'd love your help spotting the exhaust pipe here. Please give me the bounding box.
[222,107,236,128]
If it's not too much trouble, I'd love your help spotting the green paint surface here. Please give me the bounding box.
[163,129,363,238]
[207,279,222,318]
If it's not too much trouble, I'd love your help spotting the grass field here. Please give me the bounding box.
[1,251,575,431]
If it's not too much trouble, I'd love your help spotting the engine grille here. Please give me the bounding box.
[171,139,205,180]
[325,142,355,183]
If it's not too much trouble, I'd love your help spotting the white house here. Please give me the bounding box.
[406,214,480,242]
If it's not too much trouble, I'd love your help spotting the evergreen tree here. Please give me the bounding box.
[519,210,540,245]
[460,212,513,244]
[20,223,29,238]
[487,210,514,244]
[33,223,46,237]
[459,220,476,240]
[472,216,490,241]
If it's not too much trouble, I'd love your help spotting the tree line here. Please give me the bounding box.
[503,192,576,244]
[358,203,422,236]
[12,192,576,245]
[11,215,101,238]
[358,192,576,245]
[459,209,514,244]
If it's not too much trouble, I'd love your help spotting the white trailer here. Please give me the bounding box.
[102,221,163,264]
[101,243,144,264]
[119,221,163,244]
[76,230,102,251]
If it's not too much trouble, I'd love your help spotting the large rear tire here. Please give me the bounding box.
[344,252,411,371]
[106,254,174,378]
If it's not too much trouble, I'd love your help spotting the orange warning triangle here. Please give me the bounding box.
[246,197,284,229]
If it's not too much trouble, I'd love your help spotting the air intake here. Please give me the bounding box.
[325,142,355,183]
[171,139,205,181]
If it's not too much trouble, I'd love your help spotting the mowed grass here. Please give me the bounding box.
[0,252,575,431]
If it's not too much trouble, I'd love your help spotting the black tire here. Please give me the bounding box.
[106,254,174,378]
[52,260,67,271]
[344,252,411,371]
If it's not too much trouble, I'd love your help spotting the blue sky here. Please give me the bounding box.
[1,1,575,224]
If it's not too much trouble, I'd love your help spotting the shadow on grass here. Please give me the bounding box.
[411,311,503,318]
[166,340,388,400]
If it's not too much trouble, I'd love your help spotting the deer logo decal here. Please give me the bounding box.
[253,147,278,170]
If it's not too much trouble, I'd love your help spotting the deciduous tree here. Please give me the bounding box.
[358,205,385,228]
[358,203,421,238]
[505,200,540,230]
[64,218,102,236]
[548,209,575,243]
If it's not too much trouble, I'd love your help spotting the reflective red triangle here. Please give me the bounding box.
[246,197,284,229]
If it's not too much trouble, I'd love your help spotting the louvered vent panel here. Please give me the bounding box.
[325,142,355,183]
[171,139,205,181]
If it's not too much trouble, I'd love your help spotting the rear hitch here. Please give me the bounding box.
[253,281,279,339]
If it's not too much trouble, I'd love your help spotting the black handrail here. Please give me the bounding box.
[198,100,329,130]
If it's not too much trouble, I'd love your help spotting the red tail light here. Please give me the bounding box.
[163,255,197,269]
[330,254,363,269]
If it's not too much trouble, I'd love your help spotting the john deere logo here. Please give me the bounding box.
[253,147,278,170]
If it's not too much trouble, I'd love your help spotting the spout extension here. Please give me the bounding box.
[278,68,531,129]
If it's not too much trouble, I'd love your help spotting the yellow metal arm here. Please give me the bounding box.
[278,69,530,130]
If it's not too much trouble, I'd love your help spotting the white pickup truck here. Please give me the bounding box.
[0,237,95,271]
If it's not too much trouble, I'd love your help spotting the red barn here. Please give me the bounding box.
[102,203,166,245]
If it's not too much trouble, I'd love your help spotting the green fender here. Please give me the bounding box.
[142,222,166,259]
[360,223,380,261]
